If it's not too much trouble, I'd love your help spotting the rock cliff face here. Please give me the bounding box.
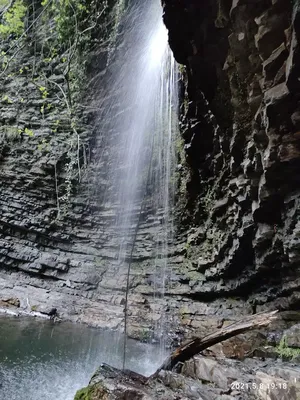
[0,0,178,340]
[1,0,300,348]
[161,0,300,329]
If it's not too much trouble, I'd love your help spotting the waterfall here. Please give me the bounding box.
[92,0,178,367]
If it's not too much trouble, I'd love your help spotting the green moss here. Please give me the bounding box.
[74,387,90,400]
[184,241,190,251]
[187,270,205,282]
[74,383,109,400]
[276,335,300,359]
[0,125,20,141]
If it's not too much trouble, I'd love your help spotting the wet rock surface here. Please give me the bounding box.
[283,324,300,348]
[0,5,176,337]
[0,0,300,353]
[74,357,300,400]
[161,0,300,327]
[1,1,300,399]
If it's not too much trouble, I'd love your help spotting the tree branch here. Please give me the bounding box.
[151,310,278,378]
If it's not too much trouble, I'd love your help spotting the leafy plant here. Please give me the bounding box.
[0,0,10,6]
[39,86,49,99]
[0,0,27,38]
[52,119,60,133]
[2,94,13,103]
[24,128,34,137]
[37,138,50,151]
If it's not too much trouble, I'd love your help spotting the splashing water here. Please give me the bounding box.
[0,317,165,400]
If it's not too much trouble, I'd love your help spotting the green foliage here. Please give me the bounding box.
[178,64,186,74]
[39,86,49,99]
[0,0,121,219]
[37,138,50,152]
[39,0,117,53]
[24,127,34,137]
[52,119,60,133]
[139,328,151,342]
[0,0,10,8]
[0,0,27,38]
[0,51,8,69]
[184,241,191,251]
[276,335,300,359]
[2,94,13,103]
[48,0,90,47]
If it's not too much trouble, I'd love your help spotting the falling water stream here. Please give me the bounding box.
[0,0,178,398]
[100,0,178,364]
[91,0,178,365]
[113,0,178,364]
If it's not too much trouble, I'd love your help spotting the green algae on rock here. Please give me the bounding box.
[74,383,109,400]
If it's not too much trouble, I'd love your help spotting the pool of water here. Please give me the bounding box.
[0,316,166,400]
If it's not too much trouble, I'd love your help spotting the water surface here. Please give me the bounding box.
[0,316,165,400]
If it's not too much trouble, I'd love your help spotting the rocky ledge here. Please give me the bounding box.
[73,312,300,399]
[74,357,300,400]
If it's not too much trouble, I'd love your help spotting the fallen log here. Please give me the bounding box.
[150,310,278,379]
[96,311,278,385]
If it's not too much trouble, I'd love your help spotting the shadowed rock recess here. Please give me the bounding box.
[161,0,300,332]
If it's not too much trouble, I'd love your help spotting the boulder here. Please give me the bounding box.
[182,356,241,389]
[0,297,20,307]
[283,324,300,348]
[256,371,299,400]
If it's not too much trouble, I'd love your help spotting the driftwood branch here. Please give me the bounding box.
[150,310,278,379]
[100,311,278,385]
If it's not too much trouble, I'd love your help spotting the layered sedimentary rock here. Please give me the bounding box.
[1,0,300,351]
[0,1,177,340]
[160,0,300,333]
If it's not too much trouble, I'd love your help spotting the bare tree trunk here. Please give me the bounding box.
[150,310,278,378]
[101,311,278,384]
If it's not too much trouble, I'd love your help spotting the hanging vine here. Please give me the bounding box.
[0,0,126,218]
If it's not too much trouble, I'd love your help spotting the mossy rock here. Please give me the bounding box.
[276,335,300,360]
[0,125,20,141]
[74,382,109,400]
